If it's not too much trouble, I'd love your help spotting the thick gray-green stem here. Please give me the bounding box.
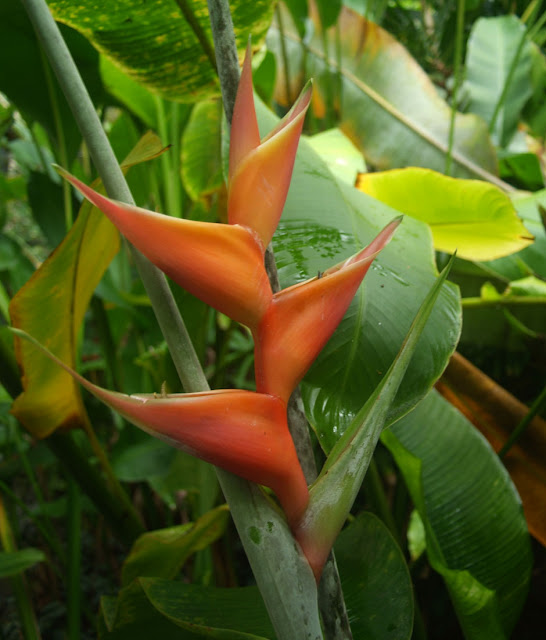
[206,1,351,637]
[21,0,323,638]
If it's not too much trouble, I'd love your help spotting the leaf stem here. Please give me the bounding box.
[0,496,42,640]
[445,0,465,176]
[66,477,82,640]
[38,44,73,229]
[488,19,531,140]
[461,295,546,307]
[275,3,293,105]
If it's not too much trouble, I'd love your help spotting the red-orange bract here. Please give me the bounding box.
[53,45,400,578]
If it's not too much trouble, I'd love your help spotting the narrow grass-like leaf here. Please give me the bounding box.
[295,257,455,579]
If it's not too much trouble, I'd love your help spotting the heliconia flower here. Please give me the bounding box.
[55,50,311,333]
[254,218,402,403]
[12,329,309,528]
[56,168,272,332]
[228,42,312,248]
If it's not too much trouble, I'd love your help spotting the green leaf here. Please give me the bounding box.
[335,513,413,640]
[112,438,177,483]
[122,506,229,585]
[181,100,224,201]
[382,390,532,639]
[315,0,342,29]
[268,5,500,182]
[0,0,104,160]
[307,129,366,185]
[0,548,46,578]
[10,133,164,439]
[498,152,544,192]
[356,167,533,261]
[256,99,461,451]
[100,56,158,129]
[27,171,77,248]
[465,15,533,147]
[48,0,275,103]
[296,259,454,573]
[100,578,275,639]
[522,44,546,138]
[142,578,274,639]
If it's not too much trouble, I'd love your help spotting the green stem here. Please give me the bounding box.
[170,101,184,217]
[13,427,65,560]
[38,44,73,229]
[275,3,293,105]
[90,295,120,390]
[498,383,546,458]
[207,2,350,638]
[365,457,401,545]
[488,18,531,139]
[206,0,240,124]
[0,496,42,640]
[66,477,81,640]
[445,0,465,176]
[462,295,546,308]
[154,96,181,217]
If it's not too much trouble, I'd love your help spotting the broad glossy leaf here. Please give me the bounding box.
[356,168,533,261]
[465,16,533,147]
[122,506,229,585]
[181,100,224,201]
[382,391,532,639]
[335,513,413,640]
[438,352,546,546]
[10,134,164,438]
[100,56,157,129]
[100,578,274,639]
[48,0,275,103]
[296,259,453,578]
[498,152,544,192]
[308,128,366,185]
[256,101,461,450]
[268,5,499,181]
[142,578,274,638]
[0,548,46,578]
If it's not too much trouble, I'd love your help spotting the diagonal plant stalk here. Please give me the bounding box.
[206,1,351,637]
[445,0,465,176]
[20,0,323,637]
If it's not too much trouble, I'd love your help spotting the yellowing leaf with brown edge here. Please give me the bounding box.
[10,132,166,439]
[356,167,533,261]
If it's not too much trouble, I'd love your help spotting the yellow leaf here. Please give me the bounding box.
[356,167,533,261]
[10,133,165,438]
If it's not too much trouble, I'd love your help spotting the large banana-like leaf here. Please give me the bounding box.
[382,390,532,640]
[357,168,533,261]
[268,3,500,183]
[48,0,275,102]
[465,15,533,148]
